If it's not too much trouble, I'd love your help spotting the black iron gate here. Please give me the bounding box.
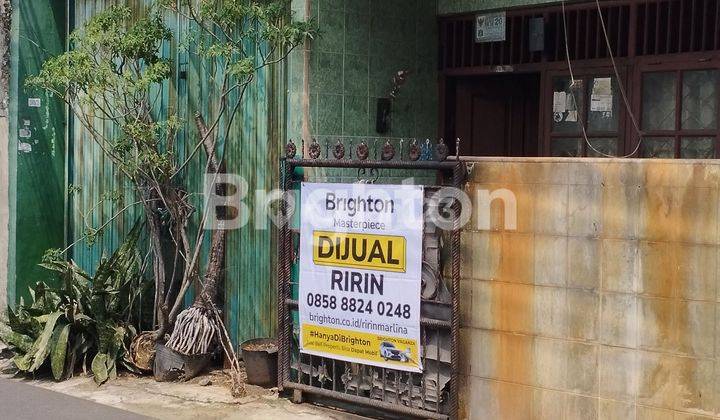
[277,138,464,420]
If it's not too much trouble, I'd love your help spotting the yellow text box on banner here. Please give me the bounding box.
[312,231,406,272]
[301,324,419,369]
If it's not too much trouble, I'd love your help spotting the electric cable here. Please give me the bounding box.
[560,0,645,157]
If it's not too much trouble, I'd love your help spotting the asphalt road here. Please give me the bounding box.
[0,378,148,420]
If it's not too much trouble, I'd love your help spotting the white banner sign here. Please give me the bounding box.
[298,182,424,372]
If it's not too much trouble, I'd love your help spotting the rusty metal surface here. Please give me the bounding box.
[286,159,459,170]
[285,382,449,420]
[277,139,464,419]
[278,157,292,391]
[448,162,462,420]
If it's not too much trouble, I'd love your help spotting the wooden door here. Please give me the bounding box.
[452,74,540,157]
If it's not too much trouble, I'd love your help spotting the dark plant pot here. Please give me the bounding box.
[240,338,278,387]
[153,343,212,382]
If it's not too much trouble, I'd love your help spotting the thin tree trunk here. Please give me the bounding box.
[193,113,226,308]
[147,199,169,340]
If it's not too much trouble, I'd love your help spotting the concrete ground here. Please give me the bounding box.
[0,377,145,420]
[0,357,363,420]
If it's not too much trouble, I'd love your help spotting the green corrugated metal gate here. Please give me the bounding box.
[65,0,284,346]
[7,0,67,305]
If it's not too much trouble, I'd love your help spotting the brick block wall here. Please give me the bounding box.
[460,158,720,419]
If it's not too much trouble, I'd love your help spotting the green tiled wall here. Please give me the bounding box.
[288,0,439,143]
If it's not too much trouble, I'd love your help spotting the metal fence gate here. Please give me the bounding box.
[277,138,464,419]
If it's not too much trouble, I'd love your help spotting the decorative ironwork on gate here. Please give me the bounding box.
[277,137,464,420]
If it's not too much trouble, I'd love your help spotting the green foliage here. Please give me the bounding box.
[173,0,317,82]
[0,224,150,384]
[24,2,316,184]
[51,324,70,380]
[22,0,317,352]
[25,5,176,181]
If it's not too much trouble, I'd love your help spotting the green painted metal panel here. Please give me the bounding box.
[67,0,284,347]
[7,0,67,304]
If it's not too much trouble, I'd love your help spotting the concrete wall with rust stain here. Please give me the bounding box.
[460,157,720,419]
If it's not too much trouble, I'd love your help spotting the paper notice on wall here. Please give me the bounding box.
[591,77,613,113]
[18,142,32,153]
[566,110,578,122]
[592,77,612,95]
[565,92,577,111]
[553,91,566,113]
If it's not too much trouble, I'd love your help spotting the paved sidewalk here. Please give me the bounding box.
[0,377,146,420]
[3,370,363,420]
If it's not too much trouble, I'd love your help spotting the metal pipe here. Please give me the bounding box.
[283,382,450,420]
[285,158,457,171]
[449,162,464,420]
[278,160,292,390]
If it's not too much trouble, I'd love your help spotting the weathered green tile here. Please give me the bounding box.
[309,49,319,89]
[317,94,343,135]
[370,22,415,64]
[343,95,369,136]
[414,98,439,139]
[287,92,303,139]
[344,53,369,95]
[368,97,383,136]
[398,18,419,47]
[345,12,369,55]
[369,53,414,97]
[417,0,438,16]
[311,52,343,94]
[316,4,345,53]
[292,93,320,137]
[369,55,390,97]
[371,0,413,18]
[406,60,437,99]
[369,15,402,56]
[288,50,305,93]
[312,93,320,134]
[345,0,369,14]
[389,96,414,138]
[291,0,439,158]
[369,78,388,99]
[415,19,439,55]
[319,0,344,12]
[415,53,438,79]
